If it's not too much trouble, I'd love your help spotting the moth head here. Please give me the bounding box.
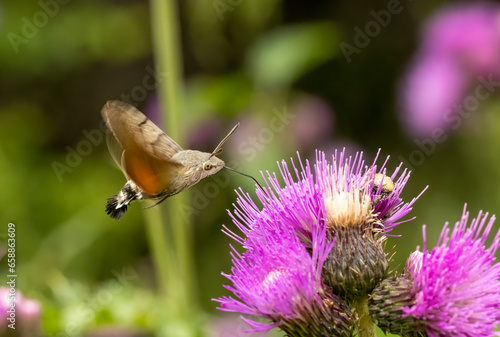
[203,155,225,171]
[200,155,225,178]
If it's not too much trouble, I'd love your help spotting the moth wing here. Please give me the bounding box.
[122,137,186,197]
[101,100,183,160]
[105,130,126,171]
[101,100,185,196]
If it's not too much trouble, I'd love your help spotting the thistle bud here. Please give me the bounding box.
[403,250,423,278]
[368,277,426,336]
[321,221,390,298]
[280,291,354,337]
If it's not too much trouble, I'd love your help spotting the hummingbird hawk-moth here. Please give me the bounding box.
[101,100,240,219]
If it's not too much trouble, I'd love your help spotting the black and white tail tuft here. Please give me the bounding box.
[105,181,143,220]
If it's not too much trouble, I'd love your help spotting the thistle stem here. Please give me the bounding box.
[353,297,376,337]
[147,0,201,335]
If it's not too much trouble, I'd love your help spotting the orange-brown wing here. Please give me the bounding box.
[121,139,186,196]
[101,100,185,196]
[101,100,183,158]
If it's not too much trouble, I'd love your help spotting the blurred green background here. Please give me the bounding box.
[1,0,499,336]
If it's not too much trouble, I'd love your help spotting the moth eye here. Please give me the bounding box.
[203,162,212,171]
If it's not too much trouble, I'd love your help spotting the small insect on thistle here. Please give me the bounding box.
[373,173,395,194]
[101,100,242,220]
[372,173,395,205]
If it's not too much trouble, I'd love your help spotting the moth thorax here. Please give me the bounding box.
[105,180,143,220]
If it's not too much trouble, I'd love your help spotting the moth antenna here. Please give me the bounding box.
[223,166,271,199]
[210,123,240,158]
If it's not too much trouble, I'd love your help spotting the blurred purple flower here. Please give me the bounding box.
[0,287,41,336]
[403,206,500,337]
[187,118,225,152]
[399,3,500,137]
[143,94,161,126]
[144,95,228,153]
[223,114,266,161]
[422,4,500,75]
[291,94,334,150]
[0,287,9,334]
[400,55,467,137]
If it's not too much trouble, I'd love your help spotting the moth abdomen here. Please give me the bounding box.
[106,195,129,220]
[105,180,143,220]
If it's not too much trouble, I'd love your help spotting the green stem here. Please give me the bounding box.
[353,297,376,337]
[147,0,201,335]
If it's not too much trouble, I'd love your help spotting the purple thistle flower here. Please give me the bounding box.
[291,94,335,150]
[228,153,323,248]
[315,149,420,296]
[315,150,419,234]
[399,54,467,138]
[216,149,422,334]
[403,205,500,337]
[232,150,418,242]
[215,206,353,335]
